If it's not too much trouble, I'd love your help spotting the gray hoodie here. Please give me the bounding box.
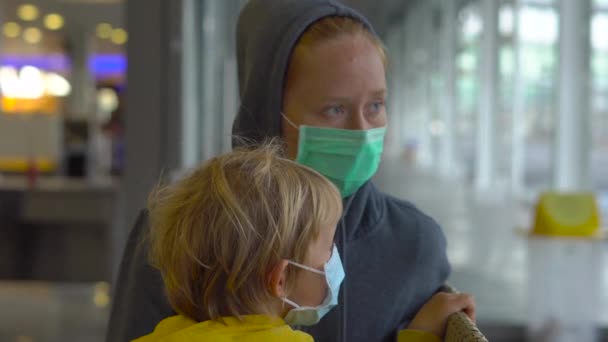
[105,0,450,341]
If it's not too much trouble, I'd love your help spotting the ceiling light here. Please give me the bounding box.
[3,22,21,38]
[44,14,65,31]
[97,87,118,113]
[19,66,45,99]
[45,73,71,97]
[96,23,112,39]
[111,28,128,45]
[18,4,39,22]
[23,27,42,44]
[0,67,20,97]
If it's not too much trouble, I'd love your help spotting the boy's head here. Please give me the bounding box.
[147,143,343,322]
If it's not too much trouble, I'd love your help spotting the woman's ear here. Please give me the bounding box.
[268,260,290,298]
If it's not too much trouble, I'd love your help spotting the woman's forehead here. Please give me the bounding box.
[288,35,386,96]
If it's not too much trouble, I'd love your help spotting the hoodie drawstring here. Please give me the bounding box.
[339,196,354,342]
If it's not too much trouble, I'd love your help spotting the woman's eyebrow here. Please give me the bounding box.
[322,89,387,102]
[371,89,387,97]
[322,96,351,102]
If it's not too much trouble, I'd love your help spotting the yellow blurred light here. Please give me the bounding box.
[96,23,113,39]
[44,14,64,30]
[93,281,110,308]
[94,292,110,308]
[95,281,110,293]
[111,28,127,45]
[2,97,60,115]
[3,22,21,38]
[23,27,42,44]
[18,4,39,21]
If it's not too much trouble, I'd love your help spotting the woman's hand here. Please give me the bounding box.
[407,292,476,338]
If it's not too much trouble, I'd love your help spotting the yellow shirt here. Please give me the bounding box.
[133,315,312,342]
[133,314,440,342]
[399,329,441,342]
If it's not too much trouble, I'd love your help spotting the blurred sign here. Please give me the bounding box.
[2,96,59,114]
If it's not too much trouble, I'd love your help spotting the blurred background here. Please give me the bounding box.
[0,0,606,341]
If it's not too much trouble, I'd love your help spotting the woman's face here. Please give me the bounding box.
[282,34,388,159]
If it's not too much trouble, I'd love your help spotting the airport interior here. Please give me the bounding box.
[0,0,607,341]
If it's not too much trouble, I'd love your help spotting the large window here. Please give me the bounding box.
[456,1,481,181]
[182,0,245,164]
[455,0,559,191]
[515,2,558,192]
[591,6,608,192]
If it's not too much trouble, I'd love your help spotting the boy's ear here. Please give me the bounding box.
[268,260,290,298]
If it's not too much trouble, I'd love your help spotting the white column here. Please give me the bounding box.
[402,20,416,152]
[201,0,219,161]
[222,58,238,153]
[123,0,184,279]
[221,0,242,153]
[413,5,433,169]
[397,24,407,157]
[66,27,101,180]
[439,0,458,179]
[510,0,526,195]
[385,27,402,157]
[181,0,199,169]
[555,0,592,191]
[475,0,500,190]
[66,27,94,121]
[422,0,438,170]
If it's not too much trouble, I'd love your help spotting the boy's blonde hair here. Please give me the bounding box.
[147,143,342,322]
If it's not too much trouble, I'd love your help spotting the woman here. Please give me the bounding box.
[106,0,471,341]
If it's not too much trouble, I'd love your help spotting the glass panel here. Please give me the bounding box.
[591,12,608,191]
[198,0,246,161]
[456,1,481,182]
[518,3,557,191]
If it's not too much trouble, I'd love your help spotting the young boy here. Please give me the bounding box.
[134,144,473,342]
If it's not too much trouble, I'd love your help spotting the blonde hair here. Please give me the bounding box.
[147,142,342,322]
[287,16,388,85]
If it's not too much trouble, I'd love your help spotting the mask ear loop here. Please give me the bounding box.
[281,259,326,311]
[281,296,301,309]
[281,260,325,309]
[287,260,325,275]
[280,112,299,130]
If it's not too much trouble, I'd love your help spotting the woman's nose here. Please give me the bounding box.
[346,110,372,130]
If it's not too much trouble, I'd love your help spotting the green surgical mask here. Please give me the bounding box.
[282,113,386,197]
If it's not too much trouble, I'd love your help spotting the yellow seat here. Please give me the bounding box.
[532,192,600,237]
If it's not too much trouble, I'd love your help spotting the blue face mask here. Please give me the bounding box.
[281,245,345,326]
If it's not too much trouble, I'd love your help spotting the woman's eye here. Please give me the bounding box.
[368,101,385,114]
[323,105,346,118]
